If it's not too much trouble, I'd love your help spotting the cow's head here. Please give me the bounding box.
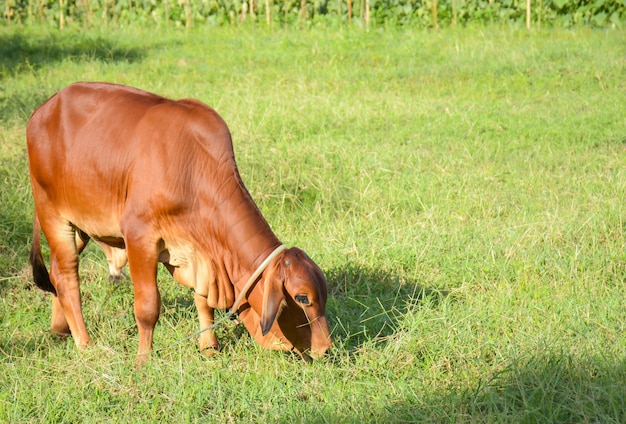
[239,247,331,360]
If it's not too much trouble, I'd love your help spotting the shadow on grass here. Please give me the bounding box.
[468,352,626,421]
[0,30,146,122]
[324,263,447,355]
[374,352,626,422]
[0,31,144,79]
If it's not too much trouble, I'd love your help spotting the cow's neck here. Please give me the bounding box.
[226,221,281,288]
[200,168,282,290]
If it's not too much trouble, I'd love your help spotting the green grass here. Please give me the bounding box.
[1,24,626,422]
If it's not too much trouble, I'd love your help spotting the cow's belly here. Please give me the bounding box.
[63,209,124,243]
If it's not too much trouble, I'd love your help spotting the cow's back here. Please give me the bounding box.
[26,82,233,241]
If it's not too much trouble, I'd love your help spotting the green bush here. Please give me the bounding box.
[1,0,624,28]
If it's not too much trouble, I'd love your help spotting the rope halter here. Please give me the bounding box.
[230,244,288,313]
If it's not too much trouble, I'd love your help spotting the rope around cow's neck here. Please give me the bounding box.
[155,244,288,354]
[230,244,288,313]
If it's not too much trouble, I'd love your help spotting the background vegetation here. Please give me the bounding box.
[1,12,626,424]
[2,0,625,29]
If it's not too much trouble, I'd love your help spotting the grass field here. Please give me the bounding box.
[1,24,626,422]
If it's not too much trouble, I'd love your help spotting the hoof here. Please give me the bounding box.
[108,272,127,283]
[50,330,71,343]
[50,325,71,336]
[135,353,150,367]
[200,344,220,358]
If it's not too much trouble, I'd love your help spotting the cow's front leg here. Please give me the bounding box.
[124,233,161,364]
[194,292,219,355]
[132,281,161,363]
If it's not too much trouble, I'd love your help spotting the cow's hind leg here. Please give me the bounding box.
[99,243,128,282]
[50,295,70,336]
[41,216,91,348]
[75,229,90,254]
[75,233,128,282]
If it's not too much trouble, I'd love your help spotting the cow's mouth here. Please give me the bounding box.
[292,347,314,363]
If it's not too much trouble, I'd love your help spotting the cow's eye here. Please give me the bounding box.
[295,294,309,305]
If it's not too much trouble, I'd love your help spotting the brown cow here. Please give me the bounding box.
[27,82,331,362]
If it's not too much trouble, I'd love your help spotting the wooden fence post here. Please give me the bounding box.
[348,0,352,24]
[59,0,65,29]
[526,0,531,29]
[300,0,308,20]
[4,1,10,25]
[81,0,91,29]
[452,0,457,26]
[338,0,341,25]
[185,0,192,28]
[163,0,169,27]
[37,0,44,24]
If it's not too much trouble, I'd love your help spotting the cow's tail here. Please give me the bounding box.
[30,212,56,295]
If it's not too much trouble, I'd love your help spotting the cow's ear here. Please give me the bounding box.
[260,261,285,336]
